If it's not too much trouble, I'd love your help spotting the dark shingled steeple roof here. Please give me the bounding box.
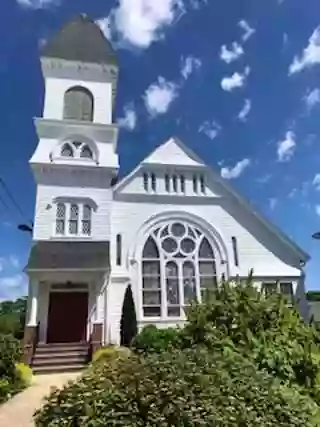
[42,14,117,65]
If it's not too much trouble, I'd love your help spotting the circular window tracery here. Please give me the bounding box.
[142,222,218,319]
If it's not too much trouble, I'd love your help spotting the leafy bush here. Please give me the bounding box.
[92,345,131,363]
[35,276,320,425]
[132,324,182,353]
[181,280,320,396]
[35,347,317,427]
[15,363,33,387]
[0,334,22,379]
[0,334,24,403]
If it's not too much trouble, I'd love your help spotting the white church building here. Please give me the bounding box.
[23,15,310,368]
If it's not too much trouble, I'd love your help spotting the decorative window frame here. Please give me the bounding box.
[50,135,99,165]
[128,211,230,322]
[52,197,97,239]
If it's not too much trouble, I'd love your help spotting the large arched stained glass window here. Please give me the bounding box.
[141,222,217,318]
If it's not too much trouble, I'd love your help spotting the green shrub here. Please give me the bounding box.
[132,324,182,353]
[0,334,22,379]
[35,347,317,426]
[15,363,33,387]
[182,280,320,394]
[92,345,131,363]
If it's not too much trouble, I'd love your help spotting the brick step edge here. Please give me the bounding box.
[33,356,88,366]
[34,350,88,358]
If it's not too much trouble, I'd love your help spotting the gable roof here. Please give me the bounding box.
[115,137,309,262]
[143,137,205,167]
[42,14,117,65]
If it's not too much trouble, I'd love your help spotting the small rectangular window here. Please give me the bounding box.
[180,175,185,193]
[69,204,79,235]
[172,175,178,192]
[231,236,239,267]
[116,234,122,266]
[143,173,149,192]
[193,175,198,193]
[151,173,157,192]
[262,282,277,296]
[280,282,294,304]
[165,174,170,192]
[200,175,206,194]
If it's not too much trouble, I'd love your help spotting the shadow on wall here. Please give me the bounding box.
[120,285,138,346]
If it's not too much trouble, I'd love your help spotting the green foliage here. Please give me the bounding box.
[0,298,26,339]
[132,324,182,353]
[35,347,317,427]
[181,280,320,392]
[0,334,24,403]
[308,292,320,302]
[15,363,33,387]
[34,276,320,425]
[92,345,131,363]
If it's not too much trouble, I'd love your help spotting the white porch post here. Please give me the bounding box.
[95,288,104,324]
[27,280,39,327]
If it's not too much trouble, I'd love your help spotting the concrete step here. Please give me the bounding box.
[33,363,86,375]
[34,350,88,360]
[33,355,88,367]
[36,343,89,354]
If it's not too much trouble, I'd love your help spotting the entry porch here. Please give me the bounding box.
[23,241,109,366]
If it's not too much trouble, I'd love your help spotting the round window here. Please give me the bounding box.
[171,223,185,238]
[181,238,196,254]
[162,238,178,253]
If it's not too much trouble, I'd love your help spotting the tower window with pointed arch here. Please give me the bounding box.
[80,145,93,159]
[63,86,94,122]
[61,143,74,157]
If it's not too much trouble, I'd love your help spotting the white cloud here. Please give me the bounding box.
[277,131,296,162]
[199,120,221,140]
[96,17,112,41]
[180,56,202,80]
[316,205,320,217]
[9,256,20,270]
[17,0,58,8]
[221,67,250,92]
[313,174,320,190]
[289,27,320,75]
[221,158,251,179]
[144,77,178,116]
[118,103,137,130]
[0,274,28,302]
[220,42,244,64]
[237,99,251,122]
[238,20,256,42]
[304,88,320,110]
[101,0,184,49]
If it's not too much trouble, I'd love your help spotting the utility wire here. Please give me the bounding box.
[0,177,32,225]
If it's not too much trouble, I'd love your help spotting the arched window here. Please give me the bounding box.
[56,203,66,235]
[61,143,74,157]
[63,86,94,122]
[80,145,93,159]
[141,222,217,318]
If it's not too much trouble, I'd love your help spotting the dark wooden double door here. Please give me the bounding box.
[47,292,88,343]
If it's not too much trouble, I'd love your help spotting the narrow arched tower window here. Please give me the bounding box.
[80,145,93,159]
[63,86,94,122]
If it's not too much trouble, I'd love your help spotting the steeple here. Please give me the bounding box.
[42,14,117,65]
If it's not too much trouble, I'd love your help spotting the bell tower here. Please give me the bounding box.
[30,14,119,241]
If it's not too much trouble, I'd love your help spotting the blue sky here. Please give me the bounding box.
[1,0,320,300]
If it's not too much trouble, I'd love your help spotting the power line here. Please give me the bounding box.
[0,177,31,224]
